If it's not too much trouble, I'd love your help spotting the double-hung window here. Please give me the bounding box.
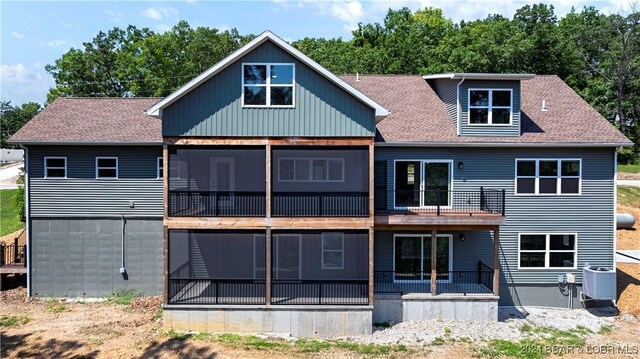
[44,157,67,178]
[321,232,344,269]
[469,89,512,125]
[96,157,118,179]
[242,63,294,107]
[515,159,581,195]
[278,158,344,182]
[519,234,577,269]
[157,157,163,179]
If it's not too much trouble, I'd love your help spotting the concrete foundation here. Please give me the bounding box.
[374,293,499,323]
[163,305,373,338]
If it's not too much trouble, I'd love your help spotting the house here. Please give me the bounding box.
[9,31,632,338]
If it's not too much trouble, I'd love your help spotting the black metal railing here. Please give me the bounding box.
[168,279,266,305]
[374,262,494,295]
[272,192,369,217]
[0,244,26,267]
[375,188,505,216]
[271,279,369,305]
[168,191,266,217]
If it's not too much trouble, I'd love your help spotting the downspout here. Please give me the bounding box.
[119,215,126,275]
[456,76,466,136]
[19,145,31,296]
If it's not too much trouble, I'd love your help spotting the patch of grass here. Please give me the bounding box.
[619,163,640,174]
[373,321,392,328]
[431,336,446,346]
[444,326,452,335]
[598,324,613,334]
[166,329,190,341]
[216,333,286,350]
[293,339,331,353]
[0,189,24,236]
[477,339,544,359]
[0,315,30,327]
[618,186,640,207]
[459,336,471,343]
[334,341,406,356]
[191,331,213,341]
[46,299,67,314]
[107,288,141,305]
[153,309,163,321]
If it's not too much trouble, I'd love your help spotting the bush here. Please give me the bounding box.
[15,167,25,222]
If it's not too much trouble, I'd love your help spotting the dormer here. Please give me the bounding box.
[424,73,535,137]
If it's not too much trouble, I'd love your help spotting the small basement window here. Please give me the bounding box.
[242,63,294,107]
[519,234,577,269]
[469,89,512,125]
[96,157,118,179]
[44,157,67,178]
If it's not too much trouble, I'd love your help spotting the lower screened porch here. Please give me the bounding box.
[167,230,370,306]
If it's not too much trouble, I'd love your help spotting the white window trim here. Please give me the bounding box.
[468,88,513,126]
[278,157,345,182]
[44,156,67,179]
[321,232,344,270]
[157,157,163,179]
[517,233,578,270]
[95,157,118,179]
[392,234,454,283]
[514,158,582,196]
[241,63,296,108]
[392,159,454,210]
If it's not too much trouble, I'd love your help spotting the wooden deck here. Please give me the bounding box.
[0,266,26,274]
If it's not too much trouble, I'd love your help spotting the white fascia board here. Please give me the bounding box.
[146,31,389,119]
[423,73,536,81]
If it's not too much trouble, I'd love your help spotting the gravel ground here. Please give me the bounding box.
[343,307,618,345]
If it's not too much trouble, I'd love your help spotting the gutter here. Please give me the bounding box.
[374,141,633,148]
[19,145,31,297]
[456,76,466,136]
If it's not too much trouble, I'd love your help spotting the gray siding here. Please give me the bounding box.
[459,80,521,137]
[431,79,458,128]
[30,218,163,297]
[375,147,615,285]
[163,41,376,137]
[28,146,163,217]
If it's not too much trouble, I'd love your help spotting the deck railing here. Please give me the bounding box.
[168,191,266,217]
[272,192,369,217]
[168,279,266,305]
[0,243,26,267]
[374,261,494,295]
[271,279,369,305]
[375,188,505,216]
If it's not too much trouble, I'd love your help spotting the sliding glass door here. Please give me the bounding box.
[394,234,451,282]
[394,160,452,208]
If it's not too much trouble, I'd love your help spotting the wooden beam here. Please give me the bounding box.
[270,217,372,229]
[368,226,374,305]
[493,226,500,296]
[374,224,500,231]
[265,227,272,306]
[165,217,268,229]
[431,229,437,295]
[163,225,169,304]
[163,145,168,220]
[164,137,268,146]
[375,214,506,227]
[368,142,374,220]
[164,137,374,146]
[265,143,272,219]
[165,216,373,230]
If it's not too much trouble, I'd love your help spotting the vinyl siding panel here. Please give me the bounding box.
[28,146,163,217]
[431,79,458,127]
[459,80,521,137]
[163,41,376,137]
[375,147,615,285]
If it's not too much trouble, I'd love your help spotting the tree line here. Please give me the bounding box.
[2,4,639,161]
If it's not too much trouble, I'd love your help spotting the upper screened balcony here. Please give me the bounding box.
[167,145,370,218]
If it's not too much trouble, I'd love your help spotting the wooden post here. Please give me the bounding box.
[493,226,500,296]
[265,143,271,218]
[265,227,272,306]
[163,225,169,303]
[431,229,437,295]
[163,144,169,304]
[368,141,375,305]
[368,226,374,305]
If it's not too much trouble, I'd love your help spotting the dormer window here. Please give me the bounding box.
[469,89,512,125]
[242,63,294,107]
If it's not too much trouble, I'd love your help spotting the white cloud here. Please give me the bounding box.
[141,6,179,20]
[106,10,125,23]
[11,32,24,39]
[0,63,54,105]
[41,39,67,48]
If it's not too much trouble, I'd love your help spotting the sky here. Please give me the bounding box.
[0,0,635,106]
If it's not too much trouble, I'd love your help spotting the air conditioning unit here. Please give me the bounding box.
[582,264,616,301]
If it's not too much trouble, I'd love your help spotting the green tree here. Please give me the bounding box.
[0,101,42,148]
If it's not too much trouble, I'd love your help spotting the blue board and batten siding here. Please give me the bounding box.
[28,146,163,217]
[374,147,615,284]
[163,41,376,137]
[430,79,521,137]
[27,145,164,297]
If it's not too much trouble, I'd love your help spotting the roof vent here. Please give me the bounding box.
[356,73,360,82]
[541,99,548,112]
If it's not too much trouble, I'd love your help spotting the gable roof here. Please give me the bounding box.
[145,31,389,120]
[341,74,632,146]
[8,98,162,145]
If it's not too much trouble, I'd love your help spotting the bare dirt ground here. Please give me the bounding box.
[618,172,640,180]
[0,229,26,246]
[617,205,639,250]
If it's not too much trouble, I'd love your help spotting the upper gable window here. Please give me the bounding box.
[242,63,294,107]
[468,89,512,125]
